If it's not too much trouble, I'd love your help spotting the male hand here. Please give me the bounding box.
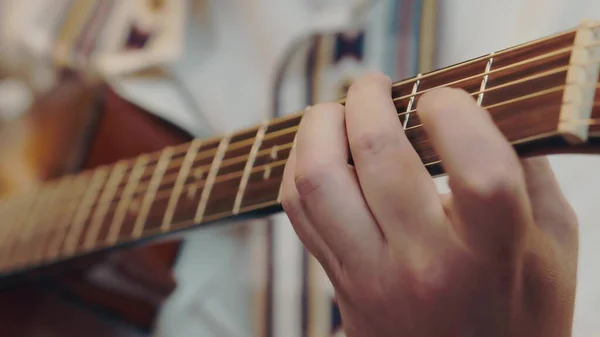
[281,72,579,337]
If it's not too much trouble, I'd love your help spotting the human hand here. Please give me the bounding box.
[281,72,579,337]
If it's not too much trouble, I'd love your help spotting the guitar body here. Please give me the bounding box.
[0,75,188,336]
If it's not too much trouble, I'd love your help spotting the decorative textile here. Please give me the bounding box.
[0,0,185,85]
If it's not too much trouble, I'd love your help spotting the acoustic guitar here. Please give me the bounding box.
[0,75,184,336]
[0,20,599,335]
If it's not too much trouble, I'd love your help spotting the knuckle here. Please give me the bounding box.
[294,162,333,198]
[280,190,302,221]
[457,160,524,203]
[351,129,397,157]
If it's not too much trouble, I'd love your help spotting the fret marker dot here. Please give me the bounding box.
[263,166,272,180]
[129,200,140,213]
[270,146,279,160]
[193,169,205,180]
[187,185,198,199]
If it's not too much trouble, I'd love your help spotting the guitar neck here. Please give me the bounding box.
[1,21,600,276]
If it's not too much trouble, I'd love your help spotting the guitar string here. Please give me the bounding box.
[6,116,600,268]
[6,27,600,271]
[1,75,598,222]
[130,43,588,169]
[52,56,593,207]
[113,84,600,207]
[5,83,599,245]
[0,77,598,255]
[0,38,598,234]
[90,72,600,204]
[114,42,600,182]
[1,37,590,205]
[0,27,598,270]
[96,32,591,169]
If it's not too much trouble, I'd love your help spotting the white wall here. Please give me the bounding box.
[433,1,600,336]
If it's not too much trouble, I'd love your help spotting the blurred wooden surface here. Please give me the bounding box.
[0,75,190,336]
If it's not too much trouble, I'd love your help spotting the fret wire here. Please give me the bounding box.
[398,63,578,118]
[49,55,575,213]
[62,168,109,255]
[132,149,173,238]
[89,126,299,203]
[388,29,576,92]
[84,140,296,212]
[84,162,128,249]
[195,135,232,223]
[11,182,60,268]
[404,74,422,129]
[7,76,575,252]
[45,174,91,260]
[392,45,574,107]
[107,155,149,243]
[162,139,203,231]
[0,196,14,247]
[38,45,583,209]
[35,28,576,177]
[477,52,495,105]
[30,177,73,263]
[132,124,293,182]
[0,196,27,269]
[0,30,593,274]
[137,82,574,206]
[10,188,47,267]
[233,121,269,215]
[1,36,592,255]
[11,73,568,249]
[111,29,578,166]
[90,44,584,192]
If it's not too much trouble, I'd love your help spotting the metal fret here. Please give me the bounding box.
[404,74,422,129]
[83,162,128,249]
[233,121,269,214]
[62,168,109,255]
[11,183,60,268]
[161,139,203,231]
[132,148,173,238]
[477,53,495,106]
[195,135,232,223]
[30,178,73,263]
[0,196,15,248]
[45,174,91,260]
[107,155,149,243]
[0,195,25,269]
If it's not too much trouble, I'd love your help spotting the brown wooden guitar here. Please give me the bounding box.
[0,21,600,336]
[0,74,185,336]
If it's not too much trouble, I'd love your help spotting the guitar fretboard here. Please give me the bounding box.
[0,22,599,275]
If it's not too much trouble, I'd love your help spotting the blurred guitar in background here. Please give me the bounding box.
[0,0,188,335]
[0,75,188,336]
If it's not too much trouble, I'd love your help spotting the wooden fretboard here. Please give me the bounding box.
[1,21,600,276]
